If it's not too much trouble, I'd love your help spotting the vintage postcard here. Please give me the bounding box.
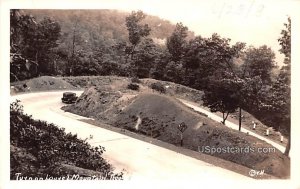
[1,0,300,189]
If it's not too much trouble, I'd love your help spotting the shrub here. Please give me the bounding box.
[150,82,166,93]
[10,100,123,180]
[127,83,140,91]
[131,77,141,83]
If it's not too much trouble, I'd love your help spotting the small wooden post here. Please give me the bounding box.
[266,129,269,136]
[178,122,187,147]
[238,107,242,131]
[180,133,183,146]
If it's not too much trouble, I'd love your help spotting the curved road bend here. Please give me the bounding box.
[11,91,251,180]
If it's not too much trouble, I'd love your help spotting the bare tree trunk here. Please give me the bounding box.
[222,112,229,125]
[130,44,136,60]
[284,135,290,156]
[238,107,242,131]
[11,72,19,81]
[35,51,38,76]
[69,20,78,76]
[222,112,225,124]
[53,59,57,75]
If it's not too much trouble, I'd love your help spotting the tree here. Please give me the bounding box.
[166,22,188,62]
[270,73,290,156]
[10,10,61,80]
[125,10,151,60]
[71,50,100,76]
[35,17,61,74]
[241,45,276,84]
[278,17,291,72]
[151,51,170,80]
[131,38,160,78]
[238,76,264,131]
[10,10,38,81]
[233,45,277,132]
[164,61,183,83]
[182,34,244,90]
[193,35,245,126]
[202,71,242,125]
[255,17,291,156]
[239,18,291,156]
[65,16,82,75]
[277,17,291,156]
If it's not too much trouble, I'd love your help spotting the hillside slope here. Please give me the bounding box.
[23,9,194,44]
[114,93,289,178]
[63,84,289,178]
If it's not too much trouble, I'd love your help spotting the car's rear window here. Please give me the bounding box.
[63,93,75,97]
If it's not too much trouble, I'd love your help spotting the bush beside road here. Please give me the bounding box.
[10,100,123,180]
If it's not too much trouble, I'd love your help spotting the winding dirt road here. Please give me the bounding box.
[178,99,285,153]
[11,91,251,180]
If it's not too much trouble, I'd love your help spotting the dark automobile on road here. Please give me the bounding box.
[61,92,78,104]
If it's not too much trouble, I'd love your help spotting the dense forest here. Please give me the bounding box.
[10,9,291,155]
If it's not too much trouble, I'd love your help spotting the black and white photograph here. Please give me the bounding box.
[1,0,300,188]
